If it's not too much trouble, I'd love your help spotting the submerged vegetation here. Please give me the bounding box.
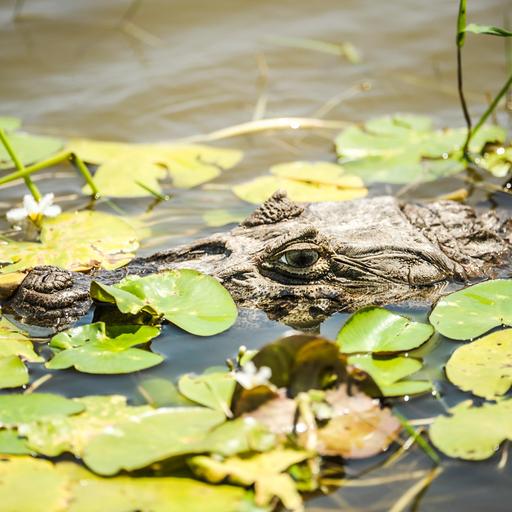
[1,0,512,511]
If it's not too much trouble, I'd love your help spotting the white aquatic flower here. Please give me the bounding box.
[233,361,272,389]
[6,193,61,225]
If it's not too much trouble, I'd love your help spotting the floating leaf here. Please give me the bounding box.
[336,307,433,354]
[82,407,226,475]
[137,377,197,407]
[91,269,237,336]
[46,322,162,374]
[233,175,367,204]
[0,457,69,512]
[66,139,243,197]
[429,279,512,340]
[335,115,505,184]
[0,456,252,512]
[430,399,512,460]
[315,385,401,458]
[0,132,63,170]
[0,394,84,427]
[0,356,29,389]
[0,430,32,455]
[271,161,364,188]
[20,395,152,457]
[0,211,139,273]
[189,449,310,510]
[178,371,236,416]
[445,329,512,399]
[347,354,431,396]
[0,117,21,132]
[203,209,246,227]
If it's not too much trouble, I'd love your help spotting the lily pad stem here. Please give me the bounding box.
[0,128,41,201]
[70,153,101,198]
[0,149,100,199]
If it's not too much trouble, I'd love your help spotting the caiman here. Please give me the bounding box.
[1,191,511,330]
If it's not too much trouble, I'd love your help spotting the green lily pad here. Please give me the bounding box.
[0,393,84,427]
[46,322,162,374]
[0,356,29,389]
[0,430,32,455]
[66,139,243,197]
[82,407,226,475]
[203,209,247,227]
[445,329,512,399]
[0,117,21,132]
[0,132,63,170]
[336,306,433,354]
[20,395,152,457]
[0,211,139,273]
[0,456,253,512]
[178,371,236,416]
[335,114,505,184]
[137,377,198,407]
[189,448,310,510]
[347,354,431,396]
[91,269,238,336]
[430,399,512,460]
[429,279,512,340]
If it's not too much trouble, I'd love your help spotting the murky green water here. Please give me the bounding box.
[1,0,512,510]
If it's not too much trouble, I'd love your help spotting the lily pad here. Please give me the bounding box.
[82,407,226,475]
[0,211,139,273]
[91,269,238,336]
[0,356,29,389]
[335,114,505,184]
[445,329,512,399]
[0,117,21,132]
[0,317,43,388]
[46,322,162,374]
[203,209,247,227]
[316,385,401,458]
[0,132,63,170]
[0,430,32,455]
[347,354,431,396]
[233,165,368,204]
[271,161,364,188]
[0,456,253,512]
[430,399,512,460]
[19,395,152,457]
[429,279,512,340]
[189,449,310,510]
[66,139,243,197]
[0,393,84,427]
[336,306,433,354]
[178,371,236,416]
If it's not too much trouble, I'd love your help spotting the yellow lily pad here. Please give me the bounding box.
[0,211,139,273]
[446,329,512,399]
[233,175,367,204]
[66,139,243,197]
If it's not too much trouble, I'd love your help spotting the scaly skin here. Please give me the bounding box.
[2,191,511,330]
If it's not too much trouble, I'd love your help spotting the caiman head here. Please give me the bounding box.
[3,191,511,330]
[136,191,512,328]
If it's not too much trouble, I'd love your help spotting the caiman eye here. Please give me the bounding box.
[280,249,320,268]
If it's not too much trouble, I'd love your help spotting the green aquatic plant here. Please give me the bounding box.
[430,399,512,460]
[0,318,42,389]
[455,0,512,157]
[429,279,512,340]
[46,323,162,374]
[335,114,505,184]
[91,269,238,336]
